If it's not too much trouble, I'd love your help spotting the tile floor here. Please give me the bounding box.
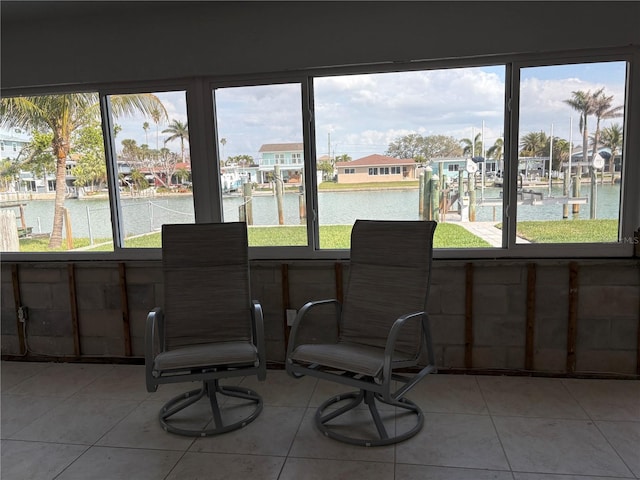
[1,361,639,480]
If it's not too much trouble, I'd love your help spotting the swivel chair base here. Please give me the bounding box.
[159,378,263,437]
[315,389,423,447]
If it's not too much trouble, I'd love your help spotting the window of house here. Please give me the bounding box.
[1,141,4,151]
[514,61,627,246]
[369,168,378,175]
[449,164,459,172]
[391,166,401,174]
[344,168,355,174]
[213,83,307,247]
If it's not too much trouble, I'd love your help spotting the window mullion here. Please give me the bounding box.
[302,76,319,251]
[189,78,222,223]
[505,62,521,249]
[99,93,125,249]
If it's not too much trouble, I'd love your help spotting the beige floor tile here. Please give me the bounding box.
[0,361,52,390]
[166,451,284,480]
[493,416,634,477]
[2,362,638,479]
[409,374,488,415]
[0,440,87,480]
[396,412,510,471]
[11,394,140,445]
[596,420,640,477]
[396,464,513,480]
[478,376,588,418]
[279,457,394,480]
[562,379,640,421]
[5,362,113,398]
[55,446,182,480]
[288,407,396,462]
[76,364,151,400]
[1,394,58,438]
[513,474,633,480]
[96,399,198,451]
[190,405,305,456]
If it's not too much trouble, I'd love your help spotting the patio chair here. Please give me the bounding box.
[145,222,266,437]
[286,219,437,446]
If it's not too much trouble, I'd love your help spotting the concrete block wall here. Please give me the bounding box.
[1,258,638,376]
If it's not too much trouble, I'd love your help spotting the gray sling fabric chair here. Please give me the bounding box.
[286,219,437,446]
[145,222,266,437]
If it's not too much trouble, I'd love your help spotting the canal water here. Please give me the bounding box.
[18,184,621,239]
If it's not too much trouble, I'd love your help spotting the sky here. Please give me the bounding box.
[109,61,628,162]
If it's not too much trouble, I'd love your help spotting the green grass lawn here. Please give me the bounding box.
[17,219,618,252]
[514,219,619,243]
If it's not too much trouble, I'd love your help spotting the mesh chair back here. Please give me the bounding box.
[162,222,252,350]
[339,220,436,356]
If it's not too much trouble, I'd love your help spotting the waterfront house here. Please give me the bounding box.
[257,142,304,184]
[0,128,29,162]
[335,154,417,183]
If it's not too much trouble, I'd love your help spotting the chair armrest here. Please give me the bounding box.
[285,298,341,362]
[381,311,433,400]
[251,300,267,381]
[145,307,164,392]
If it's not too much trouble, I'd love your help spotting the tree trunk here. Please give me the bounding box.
[48,150,67,248]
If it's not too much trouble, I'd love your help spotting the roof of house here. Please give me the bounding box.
[335,154,415,167]
[258,142,304,153]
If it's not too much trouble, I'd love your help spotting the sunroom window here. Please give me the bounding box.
[213,83,308,247]
[0,91,115,252]
[313,66,506,249]
[515,61,627,245]
[105,90,192,248]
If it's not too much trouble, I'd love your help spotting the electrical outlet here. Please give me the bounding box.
[17,306,28,323]
[286,309,297,327]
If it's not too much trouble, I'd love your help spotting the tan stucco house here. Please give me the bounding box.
[335,154,417,183]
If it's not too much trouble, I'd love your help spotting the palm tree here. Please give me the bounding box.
[162,120,189,163]
[460,133,483,158]
[142,122,150,145]
[564,89,600,218]
[564,89,599,163]
[600,123,623,183]
[334,154,352,163]
[0,93,167,248]
[486,137,504,161]
[220,138,227,164]
[548,137,570,171]
[590,89,623,159]
[150,107,164,151]
[519,131,547,156]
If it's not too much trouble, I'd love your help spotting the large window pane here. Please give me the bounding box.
[313,67,506,249]
[0,92,115,252]
[107,90,192,248]
[214,83,307,247]
[517,62,626,244]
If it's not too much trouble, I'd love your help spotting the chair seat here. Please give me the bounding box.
[290,342,413,378]
[154,341,258,372]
